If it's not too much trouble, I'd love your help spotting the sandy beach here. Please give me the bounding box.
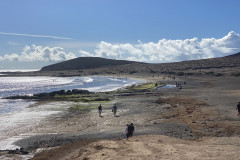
[1,75,240,160]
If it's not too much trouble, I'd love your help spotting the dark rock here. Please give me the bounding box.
[4,95,33,100]
[72,89,90,94]
[49,90,65,96]
[7,148,29,155]
[34,93,49,97]
[66,90,72,95]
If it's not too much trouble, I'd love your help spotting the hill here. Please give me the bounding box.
[40,52,240,73]
[158,52,240,76]
[40,57,143,71]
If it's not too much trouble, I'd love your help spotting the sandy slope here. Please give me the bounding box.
[32,135,240,160]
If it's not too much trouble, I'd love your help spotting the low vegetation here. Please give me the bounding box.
[111,82,165,94]
[176,72,185,76]
[69,104,98,111]
[54,94,110,102]
[214,73,223,77]
[231,72,240,77]
[130,82,162,90]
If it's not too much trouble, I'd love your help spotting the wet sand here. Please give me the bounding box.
[1,75,240,159]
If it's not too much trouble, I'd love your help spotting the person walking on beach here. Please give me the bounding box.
[98,104,102,117]
[112,104,117,117]
[128,123,135,137]
[125,124,129,139]
[236,102,240,116]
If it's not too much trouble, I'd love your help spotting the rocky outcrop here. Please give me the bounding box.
[4,89,91,100]
[0,148,29,155]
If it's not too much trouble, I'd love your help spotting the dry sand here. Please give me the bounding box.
[2,75,240,160]
[32,135,240,160]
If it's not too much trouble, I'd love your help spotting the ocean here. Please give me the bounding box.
[0,76,143,113]
[0,76,143,150]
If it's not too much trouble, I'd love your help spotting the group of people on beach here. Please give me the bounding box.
[98,104,135,138]
[98,104,117,117]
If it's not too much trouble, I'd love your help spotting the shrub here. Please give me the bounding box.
[231,72,240,77]
[176,72,184,76]
[185,72,194,76]
[129,70,137,74]
[149,69,156,73]
[214,73,223,76]
[205,71,214,75]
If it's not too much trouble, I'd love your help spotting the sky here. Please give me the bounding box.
[0,0,240,70]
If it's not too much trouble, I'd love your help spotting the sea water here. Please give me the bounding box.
[0,76,142,113]
[0,76,143,150]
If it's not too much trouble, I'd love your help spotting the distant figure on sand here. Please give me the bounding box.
[98,104,102,117]
[236,102,240,116]
[125,124,129,138]
[128,123,135,137]
[112,104,117,117]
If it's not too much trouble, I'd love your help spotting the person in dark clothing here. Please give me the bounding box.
[98,104,102,117]
[128,123,135,137]
[236,102,240,116]
[125,124,129,138]
[112,104,117,117]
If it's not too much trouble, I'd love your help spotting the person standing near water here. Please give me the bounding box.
[236,102,240,116]
[98,104,102,117]
[112,104,117,117]
[128,123,135,137]
[125,124,129,138]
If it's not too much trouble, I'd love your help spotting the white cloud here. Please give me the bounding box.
[0,45,77,62]
[83,31,240,63]
[1,31,240,64]
[79,50,95,57]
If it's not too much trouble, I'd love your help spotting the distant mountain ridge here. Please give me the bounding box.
[38,52,240,77]
[40,57,143,71]
[226,52,240,57]
[41,52,240,72]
